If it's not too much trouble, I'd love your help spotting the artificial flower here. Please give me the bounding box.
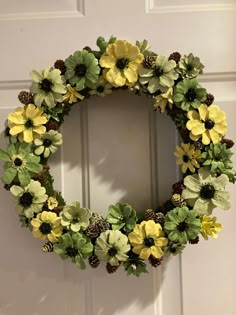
[30,67,66,108]
[34,130,63,158]
[0,142,42,185]
[31,211,63,243]
[165,242,185,256]
[99,39,144,87]
[63,84,85,104]
[123,251,148,277]
[47,196,58,210]
[8,104,48,143]
[135,39,153,56]
[200,215,223,240]
[64,50,100,91]
[60,201,92,232]
[173,78,207,111]
[175,143,201,173]
[153,87,173,112]
[2,120,17,143]
[177,53,204,79]
[139,55,178,93]
[164,206,201,244]
[128,220,168,260]
[10,179,48,218]
[95,230,130,266]
[107,202,137,233]
[182,169,230,215]
[96,35,117,54]
[54,232,93,269]
[89,77,113,97]
[186,104,227,145]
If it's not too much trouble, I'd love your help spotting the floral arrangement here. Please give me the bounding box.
[0,36,235,277]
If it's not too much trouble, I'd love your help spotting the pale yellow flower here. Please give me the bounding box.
[153,87,173,112]
[8,104,48,143]
[200,215,223,240]
[175,143,201,173]
[63,84,84,104]
[47,197,58,210]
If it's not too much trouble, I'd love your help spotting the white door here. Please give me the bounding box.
[0,1,235,315]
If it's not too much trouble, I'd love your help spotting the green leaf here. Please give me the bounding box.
[2,167,17,184]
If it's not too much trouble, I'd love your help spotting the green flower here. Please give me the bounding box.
[177,53,204,79]
[139,55,178,94]
[182,169,230,215]
[95,230,130,266]
[165,242,185,256]
[123,252,148,277]
[30,67,66,108]
[54,232,93,269]
[173,78,207,111]
[34,130,63,158]
[64,50,100,91]
[10,180,48,218]
[89,77,113,97]
[0,142,42,186]
[164,207,201,244]
[135,39,153,56]
[60,201,92,232]
[107,202,137,233]
[201,143,236,183]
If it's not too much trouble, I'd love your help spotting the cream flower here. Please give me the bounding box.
[186,104,227,145]
[153,87,173,112]
[63,84,85,104]
[175,143,201,173]
[200,215,223,240]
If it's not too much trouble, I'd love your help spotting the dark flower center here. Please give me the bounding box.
[97,86,104,93]
[40,79,53,93]
[185,88,196,102]
[66,246,79,257]
[116,58,129,70]
[19,192,33,207]
[186,64,193,71]
[14,157,23,167]
[25,119,33,128]
[108,247,118,257]
[144,237,155,247]
[182,154,190,162]
[43,139,52,147]
[177,221,189,232]
[39,222,52,235]
[154,67,164,77]
[200,184,215,199]
[204,119,215,130]
[75,64,87,76]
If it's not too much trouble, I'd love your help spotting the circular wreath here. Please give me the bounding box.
[0,36,235,277]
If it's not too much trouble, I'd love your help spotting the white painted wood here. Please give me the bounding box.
[0,1,235,315]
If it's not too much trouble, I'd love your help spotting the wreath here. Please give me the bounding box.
[0,36,235,277]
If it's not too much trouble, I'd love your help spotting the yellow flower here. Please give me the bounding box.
[153,87,173,113]
[63,84,85,104]
[31,211,63,243]
[200,215,223,240]
[175,143,201,173]
[8,104,48,143]
[186,104,227,145]
[47,197,58,210]
[99,39,144,87]
[128,220,168,260]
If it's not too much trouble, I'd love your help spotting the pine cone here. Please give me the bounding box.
[54,59,66,75]
[179,128,190,142]
[106,263,119,274]
[18,91,33,105]
[4,183,13,191]
[88,254,100,268]
[221,138,234,149]
[149,255,163,267]
[189,237,199,244]
[171,194,186,207]
[86,223,101,239]
[97,219,110,233]
[41,241,54,252]
[155,212,165,226]
[144,209,156,221]
[45,120,60,131]
[194,140,205,150]
[169,52,181,63]
[172,182,184,194]
[143,55,156,69]
[204,93,214,106]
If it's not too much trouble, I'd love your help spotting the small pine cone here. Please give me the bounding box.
[194,140,205,151]
[4,183,13,191]
[143,55,156,69]
[171,194,186,207]
[83,46,92,52]
[154,212,165,226]
[45,120,60,131]
[221,138,234,149]
[179,128,190,142]
[149,255,163,268]
[54,59,66,75]
[18,91,33,105]
[189,236,199,244]
[88,254,100,268]
[106,263,119,274]
[204,93,214,106]
[86,223,101,239]
[41,241,54,252]
[144,209,156,221]
[169,52,181,63]
[172,182,184,194]
[97,219,110,233]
